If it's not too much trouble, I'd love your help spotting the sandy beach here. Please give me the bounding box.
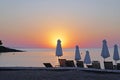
[0,68,120,80]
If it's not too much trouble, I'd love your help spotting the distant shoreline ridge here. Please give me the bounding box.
[0,46,23,53]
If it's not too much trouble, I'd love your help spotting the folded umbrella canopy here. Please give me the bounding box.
[84,50,91,64]
[75,45,81,61]
[101,40,110,61]
[56,39,63,58]
[113,44,120,64]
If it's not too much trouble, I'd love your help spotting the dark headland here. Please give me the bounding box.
[0,46,23,53]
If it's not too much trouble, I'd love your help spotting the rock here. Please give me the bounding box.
[0,46,23,53]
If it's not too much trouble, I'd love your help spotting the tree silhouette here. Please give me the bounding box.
[0,40,3,45]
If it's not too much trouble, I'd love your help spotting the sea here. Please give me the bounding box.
[0,48,120,69]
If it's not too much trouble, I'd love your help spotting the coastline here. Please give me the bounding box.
[0,46,23,53]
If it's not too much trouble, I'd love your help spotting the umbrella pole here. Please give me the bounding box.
[104,58,105,62]
[115,60,117,65]
[115,60,117,69]
[57,56,60,67]
[58,56,60,62]
[75,60,77,67]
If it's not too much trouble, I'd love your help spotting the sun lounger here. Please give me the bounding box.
[117,63,120,70]
[86,65,93,68]
[43,63,53,68]
[58,59,66,67]
[92,61,101,69]
[104,61,113,70]
[113,65,117,70]
[76,61,84,68]
[65,60,75,67]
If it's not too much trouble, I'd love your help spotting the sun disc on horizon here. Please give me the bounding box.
[51,35,66,48]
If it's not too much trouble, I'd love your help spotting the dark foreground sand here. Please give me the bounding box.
[0,70,120,80]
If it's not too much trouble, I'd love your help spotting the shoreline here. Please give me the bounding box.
[0,67,120,73]
[0,67,120,80]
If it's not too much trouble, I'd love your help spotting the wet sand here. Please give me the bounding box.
[0,70,120,80]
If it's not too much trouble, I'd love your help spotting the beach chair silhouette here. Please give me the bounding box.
[86,65,93,68]
[43,63,53,68]
[58,59,66,67]
[113,65,117,70]
[76,61,84,68]
[92,61,101,69]
[65,60,75,67]
[104,61,113,70]
[117,63,120,70]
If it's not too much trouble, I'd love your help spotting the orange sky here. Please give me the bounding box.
[0,0,120,48]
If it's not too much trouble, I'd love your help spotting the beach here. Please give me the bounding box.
[1,0,120,80]
[0,69,120,80]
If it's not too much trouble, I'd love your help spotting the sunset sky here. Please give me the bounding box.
[0,0,120,48]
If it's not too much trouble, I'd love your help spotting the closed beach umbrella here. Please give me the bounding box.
[101,40,110,61]
[56,39,63,58]
[75,45,81,61]
[84,50,91,64]
[113,44,120,64]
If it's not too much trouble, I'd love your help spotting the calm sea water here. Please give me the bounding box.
[0,48,120,69]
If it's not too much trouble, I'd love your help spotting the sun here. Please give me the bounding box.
[49,33,67,48]
[52,37,65,48]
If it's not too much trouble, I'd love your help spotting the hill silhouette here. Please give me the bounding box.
[0,46,23,53]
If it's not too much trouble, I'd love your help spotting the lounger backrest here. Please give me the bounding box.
[86,65,93,68]
[43,63,53,67]
[117,63,120,70]
[58,59,66,67]
[92,61,101,69]
[104,61,113,70]
[65,60,75,67]
[76,61,84,68]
